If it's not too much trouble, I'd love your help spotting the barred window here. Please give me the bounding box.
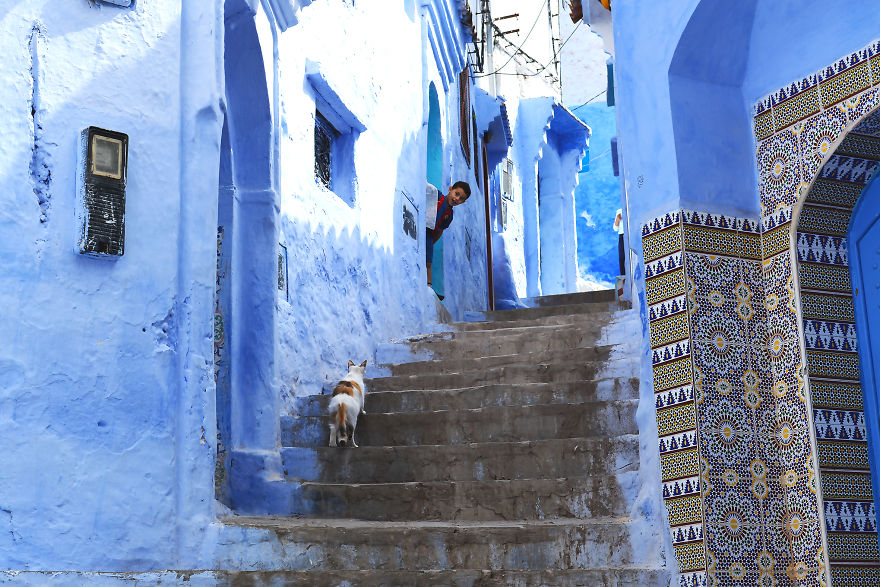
[314,110,338,189]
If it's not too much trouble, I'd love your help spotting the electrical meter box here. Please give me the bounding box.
[75,127,128,257]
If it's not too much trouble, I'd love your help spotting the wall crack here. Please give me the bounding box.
[29,22,53,225]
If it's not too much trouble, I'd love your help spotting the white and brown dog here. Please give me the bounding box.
[328,360,367,447]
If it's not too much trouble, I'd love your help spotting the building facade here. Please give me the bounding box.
[0,0,509,576]
[477,0,591,307]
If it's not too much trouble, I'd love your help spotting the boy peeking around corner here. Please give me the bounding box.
[426,181,471,287]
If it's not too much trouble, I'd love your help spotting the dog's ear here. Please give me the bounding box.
[348,360,354,368]
[360,360,367,368]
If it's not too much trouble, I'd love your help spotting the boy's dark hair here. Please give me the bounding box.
[452,181,471,199]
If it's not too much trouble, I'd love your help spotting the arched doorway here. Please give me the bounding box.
[427,82,445,298]
[216,0,280,510]
[793,107,880,579]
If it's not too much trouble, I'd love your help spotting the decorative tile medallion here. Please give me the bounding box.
[642,211,806,586]
[749,39,880,585]
[643,39,880,587]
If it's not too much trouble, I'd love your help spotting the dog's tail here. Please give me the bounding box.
[336,401,347,445]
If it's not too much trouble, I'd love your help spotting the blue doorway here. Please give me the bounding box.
[850,175,880,539]
[427,82,444,298]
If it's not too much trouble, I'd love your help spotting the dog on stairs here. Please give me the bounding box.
[328,360,367,447]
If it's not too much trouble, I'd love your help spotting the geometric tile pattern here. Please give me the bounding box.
[752,38,880,586]
[646,42,880,587]
[795,124,880,581]
[642,209,817,587]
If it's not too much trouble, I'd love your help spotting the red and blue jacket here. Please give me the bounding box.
[429,194,454,243]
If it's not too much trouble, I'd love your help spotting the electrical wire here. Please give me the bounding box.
[570,88,608,111]
[487,18,584,79]
[475,0,549,78]
[588,146,612,163]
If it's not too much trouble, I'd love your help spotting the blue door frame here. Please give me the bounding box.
[849,175,880,538]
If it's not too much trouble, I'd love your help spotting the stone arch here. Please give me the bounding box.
[219,0,282,513]
[752,39,880,582]
[791,105,880,580]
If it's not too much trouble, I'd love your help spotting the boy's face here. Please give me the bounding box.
[447,187,469,207]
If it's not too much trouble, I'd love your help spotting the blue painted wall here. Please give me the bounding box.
[0,0,490,577]
[616,0,880,234]
[0,0,193,570]
[743,2,880,103]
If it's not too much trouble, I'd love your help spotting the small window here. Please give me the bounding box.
[502,158,514,201]
[314,110,337,189]
[277,243,289,301]
[306,61,365,207]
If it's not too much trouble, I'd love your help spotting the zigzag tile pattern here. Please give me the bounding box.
[642,212,707,587]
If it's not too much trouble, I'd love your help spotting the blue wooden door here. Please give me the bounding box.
[850,176,880,534]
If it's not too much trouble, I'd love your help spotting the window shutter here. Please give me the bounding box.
[502,158,513,200]
[459,67,471,166]
[606,61,615,107]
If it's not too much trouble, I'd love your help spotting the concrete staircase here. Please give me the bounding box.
[223,290,670,586]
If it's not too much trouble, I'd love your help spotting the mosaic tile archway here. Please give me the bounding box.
[757,40,880,586]
[642,37,880,587]
[793,107,880,583]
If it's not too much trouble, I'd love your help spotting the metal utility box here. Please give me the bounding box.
[75,127,128,257]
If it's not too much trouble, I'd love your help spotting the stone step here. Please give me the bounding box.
[282,400,638,447]
[221,516,651,570]
[294,378,640,416]
[367,360,640,392]
[280,436,640,483]
[380,345,613,377]
[521,289,618,307]
[452,310,618,331]
[293,472,639,521]
[378,320,628,362]
[220,568,672,586]
[464,301,632,323]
